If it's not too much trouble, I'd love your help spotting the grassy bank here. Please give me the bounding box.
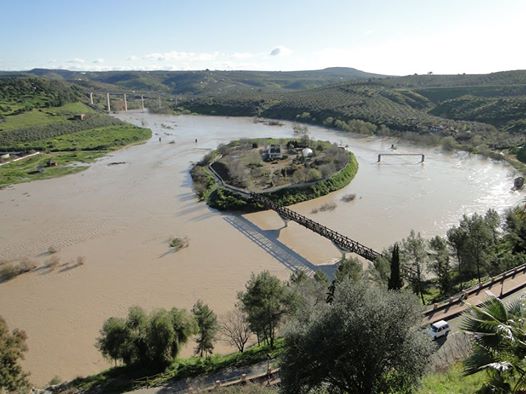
[0,102,151,187]
[66,340,284,393]
[191,138,358,211]
[418,363,485,394]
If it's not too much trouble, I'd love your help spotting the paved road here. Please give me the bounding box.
[424,266,526,325]
[430,284,526,369]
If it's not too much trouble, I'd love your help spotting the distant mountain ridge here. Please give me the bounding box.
[0,67,386,96]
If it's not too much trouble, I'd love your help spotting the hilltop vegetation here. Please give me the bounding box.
[0,76,82,117]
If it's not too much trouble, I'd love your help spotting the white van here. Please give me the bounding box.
[428,320,450,340]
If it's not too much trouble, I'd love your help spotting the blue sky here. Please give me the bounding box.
[1,0,525,74]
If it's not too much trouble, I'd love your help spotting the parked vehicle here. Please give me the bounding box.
[428,320,450,340]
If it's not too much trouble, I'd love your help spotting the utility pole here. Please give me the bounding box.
[106,93,111,113]
[89,92,94,105]
[141,95,145,112]
[123,93,128,112]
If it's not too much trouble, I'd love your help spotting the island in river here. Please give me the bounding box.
[191,137,358,210]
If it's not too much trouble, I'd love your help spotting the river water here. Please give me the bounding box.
[0,112,522,386]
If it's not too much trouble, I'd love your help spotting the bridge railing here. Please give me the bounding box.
[423,262,526,320]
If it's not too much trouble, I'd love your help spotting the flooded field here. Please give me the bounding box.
[0,113,523,386]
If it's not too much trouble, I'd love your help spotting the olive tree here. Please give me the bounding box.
[280,280,434,394]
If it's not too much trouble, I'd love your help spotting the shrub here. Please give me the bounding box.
[46,255,60,270]
[169,237,189,251]
[0,264,18,282]
[341,193,356,202]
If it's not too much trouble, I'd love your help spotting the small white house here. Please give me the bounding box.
[302,148,313,158]
[264,144,283,160]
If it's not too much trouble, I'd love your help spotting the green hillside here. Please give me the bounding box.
[9,67,386,96]
[430,95,526,130]
[0,76,151,186]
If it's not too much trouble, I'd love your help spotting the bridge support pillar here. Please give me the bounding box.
[89,92,93,105]
[278,215,289,228]
[106,93,111,113]
[377,154,381,163]
[421,154,425,163]
[123,93,128,112]
[141,95,145,112]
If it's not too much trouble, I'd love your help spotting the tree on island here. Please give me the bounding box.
[192,300,219,357]
[280,279,434,394]
[388,243,403,290]
[0,316,29,393]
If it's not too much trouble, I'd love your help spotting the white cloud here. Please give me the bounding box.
[269,46,292,56]
[92,58,104,64]
[67,58,85,64]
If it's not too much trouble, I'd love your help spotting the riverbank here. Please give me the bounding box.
[0,102,151,187]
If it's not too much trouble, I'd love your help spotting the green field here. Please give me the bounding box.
[0,77,151,186]
[0,123,151,187]
[0,102,94,131]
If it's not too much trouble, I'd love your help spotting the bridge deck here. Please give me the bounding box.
[249,193,381,262]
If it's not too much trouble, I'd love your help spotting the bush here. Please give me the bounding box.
[0,264,18,282]
[341,193,356,202]
[169,237,189,251]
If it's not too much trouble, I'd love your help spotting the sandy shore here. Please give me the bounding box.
[0,114,522,386]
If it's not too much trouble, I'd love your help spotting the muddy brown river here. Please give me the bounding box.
[0,113,523,386]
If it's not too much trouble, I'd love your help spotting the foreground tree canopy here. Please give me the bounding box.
[0,316,29,392]
[462,296,526,393]
[280,280,435,394]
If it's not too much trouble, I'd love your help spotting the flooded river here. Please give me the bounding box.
[0,113,523,385]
